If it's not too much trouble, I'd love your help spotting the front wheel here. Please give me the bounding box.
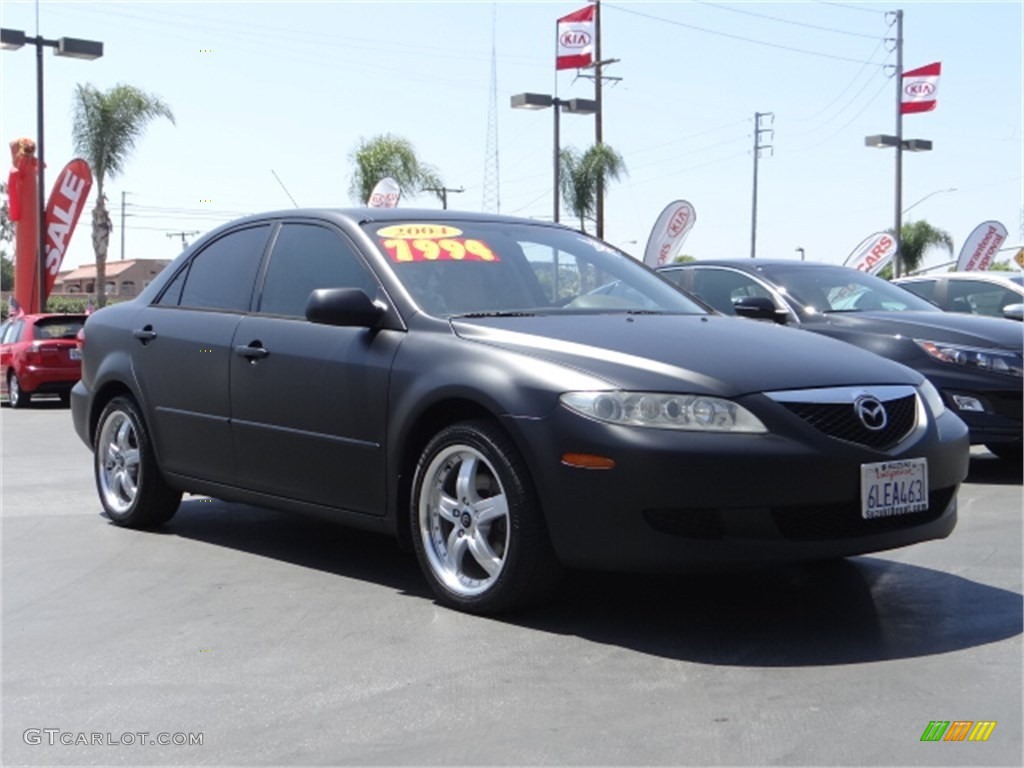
[94,396,181,528]
[411,420,561,614]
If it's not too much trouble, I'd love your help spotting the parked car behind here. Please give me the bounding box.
[660,260,1022,462]
[1,313,87,408]
[72,211,970,614]
[893,271,1024,321]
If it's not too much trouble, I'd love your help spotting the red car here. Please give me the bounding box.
[1,313,87,408]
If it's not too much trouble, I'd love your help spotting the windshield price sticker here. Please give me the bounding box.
[377,224,463,239]
[860,458,928,519]
[381,237,500,263]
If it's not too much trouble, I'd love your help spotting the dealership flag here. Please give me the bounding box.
[901,62,941,114]
[956,220,1008,272]
[643,200,697,267]
[367,176,401,208]
[43,158,93,305]
[556,5,595,70]
[844,231,897,275]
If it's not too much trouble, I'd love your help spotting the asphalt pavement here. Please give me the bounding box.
[2,401,1021,766]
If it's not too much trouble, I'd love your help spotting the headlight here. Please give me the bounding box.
[917,378,946,417]
[915,339,1023,378]
[560,391,767,433]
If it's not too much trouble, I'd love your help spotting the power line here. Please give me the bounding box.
[605,3,885,65]
[694,0,881,38]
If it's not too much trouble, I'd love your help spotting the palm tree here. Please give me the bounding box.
[348,134,442,205]
[896,219,954,275]
[559,143,627,233]
[72,84,175,307]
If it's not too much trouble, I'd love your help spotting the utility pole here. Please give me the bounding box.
[892,9,905,277]
[424,186,464,210]
[750,111,774,259]
[166,231,199,249]
[119,190,133,260]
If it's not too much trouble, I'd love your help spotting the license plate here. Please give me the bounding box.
[861,458,928,519]
[70,348,82,360]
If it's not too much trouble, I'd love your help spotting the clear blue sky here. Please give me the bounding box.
[2,0,1021,273]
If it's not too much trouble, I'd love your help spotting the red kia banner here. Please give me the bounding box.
[42,158,93,304]
[956,220,1007,272]
[556,5,595,70]
[8,138,40,314]
[844,231,897,275]
[643,200,696,267]
[901,62,941,115]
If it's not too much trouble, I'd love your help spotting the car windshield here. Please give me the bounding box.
[761,265,941,314]
[362,220,706,318]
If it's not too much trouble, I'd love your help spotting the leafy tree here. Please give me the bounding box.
[72,83,175,307]
[988,260,1015,272]
[673,254,697,263]
[348,134,442,205]
[1,182,13,291]
[894,219,953,276]
[559,143,627,233]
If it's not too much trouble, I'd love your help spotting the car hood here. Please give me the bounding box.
[451,314,921,396]
[821,311,1024,351]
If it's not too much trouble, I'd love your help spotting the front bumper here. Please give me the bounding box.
[507,401,969,571]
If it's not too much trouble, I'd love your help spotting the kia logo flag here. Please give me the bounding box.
[901,62,941,115]
[43,158,93,304]
[844,231,897,275]
[556,4,595,71]
[643,200,697,267]
[367,176,401,208]
[956,220,1008,272]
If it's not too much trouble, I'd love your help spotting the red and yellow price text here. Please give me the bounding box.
[381,238,500,263]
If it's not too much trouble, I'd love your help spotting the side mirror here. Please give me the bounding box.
[733,296,788,325]
[1002,303,1024,322]
[306,288,386,328]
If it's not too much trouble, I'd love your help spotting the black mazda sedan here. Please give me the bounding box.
[72,210,969,613]
[660,260,1023,462]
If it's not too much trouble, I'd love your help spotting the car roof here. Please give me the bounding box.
[895,272,1023,285]
[219,207,571,229]
[659,259,836,270]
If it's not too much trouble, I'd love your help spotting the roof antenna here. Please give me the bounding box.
[271,169,299,208]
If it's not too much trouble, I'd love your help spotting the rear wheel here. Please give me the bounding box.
[9,372,31,409]
[95,396,181,528]
[986,442,1023,464]
[411,420,561,614]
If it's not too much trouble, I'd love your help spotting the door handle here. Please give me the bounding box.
[234,344,269,360]
[132,327,157,343]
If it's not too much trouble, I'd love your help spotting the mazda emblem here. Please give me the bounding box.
[855,395,888,431]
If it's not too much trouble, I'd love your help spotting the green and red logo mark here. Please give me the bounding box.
[921,721,996,742]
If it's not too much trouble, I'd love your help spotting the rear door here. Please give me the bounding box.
[130,224,271,483]
[229,221,401,515]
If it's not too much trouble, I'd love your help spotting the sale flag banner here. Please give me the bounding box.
[643,200,697,267]
[367,176,401,208]
[956,220,1007,272]
[902,62,941,114]
[43,158,93,304]
[844,231,897,275]
[556,4,595,70]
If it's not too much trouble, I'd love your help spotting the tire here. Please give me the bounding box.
[411,420,562,614]
[9,372,31,409]
[986,442,1023,464]
[94,396,181,528]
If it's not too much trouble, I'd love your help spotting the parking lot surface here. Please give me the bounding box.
[2,403,1021,766]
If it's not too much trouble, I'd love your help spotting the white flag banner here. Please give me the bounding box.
[844,231,897,275]
[643,200,697,267]
[556,5,596,71]
[956,220,1008,272]
[367,177,401,208]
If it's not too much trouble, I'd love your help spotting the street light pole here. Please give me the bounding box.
[1,28,103,313]
[902,187,957,217]
[893,9,905,277]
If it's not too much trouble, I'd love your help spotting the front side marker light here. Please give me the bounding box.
[561,453,616,470]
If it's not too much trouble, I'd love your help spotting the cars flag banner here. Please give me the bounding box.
[8,138,40,314]
[643,200,697,267]
[43,158,93,304]
[956,220,1007,272]
[367,176,401,208]
[556,4,595,70]
[901,62,941,114]
[844,231,897,275]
